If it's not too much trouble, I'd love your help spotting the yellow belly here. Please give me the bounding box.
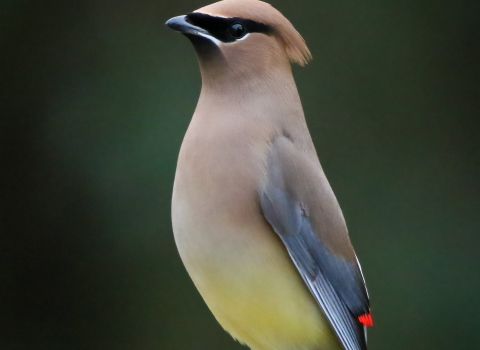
[173,217,341,350]
[202,249,339,350]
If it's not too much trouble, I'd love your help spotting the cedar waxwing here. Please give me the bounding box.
[167,1,373,350]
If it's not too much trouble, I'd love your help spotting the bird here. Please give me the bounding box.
[166,1,373,350]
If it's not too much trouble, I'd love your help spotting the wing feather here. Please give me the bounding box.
[260,137,370,350]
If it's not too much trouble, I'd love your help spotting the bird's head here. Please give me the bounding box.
[166,0,311,85]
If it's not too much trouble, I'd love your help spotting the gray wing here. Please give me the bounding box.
[260,137,370,350]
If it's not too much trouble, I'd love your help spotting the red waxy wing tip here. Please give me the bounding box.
[358,312,373,327]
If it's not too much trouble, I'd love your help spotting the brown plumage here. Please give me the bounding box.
[167,1,372,349]
[196,0,312,65]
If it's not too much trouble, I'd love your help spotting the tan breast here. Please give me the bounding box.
[172,106,271,266]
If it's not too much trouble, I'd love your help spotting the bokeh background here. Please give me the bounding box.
[1,0,479,349]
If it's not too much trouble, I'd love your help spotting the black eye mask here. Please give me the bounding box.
[186,13,272,43]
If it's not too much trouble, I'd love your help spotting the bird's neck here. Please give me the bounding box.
[191,61,315,155]
[197,61,306,124]
[200,52,295,90]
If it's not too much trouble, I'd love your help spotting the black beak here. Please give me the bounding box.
[166,15,210,37]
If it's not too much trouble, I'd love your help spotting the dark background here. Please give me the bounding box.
[1,0,479,349]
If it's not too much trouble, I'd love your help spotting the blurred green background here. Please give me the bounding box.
[1,0,479,349]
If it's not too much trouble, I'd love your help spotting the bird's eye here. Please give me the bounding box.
[229,23,247,39]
